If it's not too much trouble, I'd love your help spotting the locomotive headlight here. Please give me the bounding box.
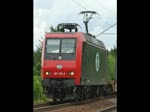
[68,72,74,75]
[45,71,51,75]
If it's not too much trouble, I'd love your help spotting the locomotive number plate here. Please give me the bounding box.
[54,72,66,75]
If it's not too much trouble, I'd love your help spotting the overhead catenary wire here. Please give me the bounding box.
[72,0,102,18]
[71,0,116,37]
[100,33,116,35]
[96,23,116,37]
[71,0,116,30]
[72,0,87,10]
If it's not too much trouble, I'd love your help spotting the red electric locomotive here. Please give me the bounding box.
[41,11,113,102]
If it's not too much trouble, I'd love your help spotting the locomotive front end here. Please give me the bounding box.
[41,33,83,101]
[42,37,77,79]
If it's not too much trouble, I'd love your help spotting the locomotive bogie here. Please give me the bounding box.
[42,78,75,101]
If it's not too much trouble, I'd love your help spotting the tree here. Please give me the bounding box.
[107,46,117,80]
[33,75,47,102]
[49,26,57,32]
[49,25,61,32]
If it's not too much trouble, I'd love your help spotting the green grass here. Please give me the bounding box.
[33,97,52,105]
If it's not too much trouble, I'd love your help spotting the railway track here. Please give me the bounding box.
[33,99,74,109]
[34,93,116,112]
[72,93,116,105]
[34,102,52,109]
[34,102,72,112]
[97,105,117,112]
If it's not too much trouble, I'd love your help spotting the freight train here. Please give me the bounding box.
[41,11,114,102]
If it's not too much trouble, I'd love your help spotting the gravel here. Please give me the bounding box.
[46,97,117,112]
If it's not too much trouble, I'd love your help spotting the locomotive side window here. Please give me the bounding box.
[61,39,76,53]
[46,39,60,53]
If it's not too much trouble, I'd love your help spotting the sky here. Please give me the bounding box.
[34,0,117,51]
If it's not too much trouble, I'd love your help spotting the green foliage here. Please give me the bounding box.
[107,46,117,80]
[49,26,57,32]
[33,75,42,100]
[109,45,117,56]
[34,48,41,65]
[33,42,42,76]
[108,54,115,80]
[33,75,47,103]
[33,61,41,76]
[33,66,40,76]
[33,37,44,103]
[49,25,61,32]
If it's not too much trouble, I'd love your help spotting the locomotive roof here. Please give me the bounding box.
[83,33,106,49]
[45,32,106,49]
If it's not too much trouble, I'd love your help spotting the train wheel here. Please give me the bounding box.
[60,88,65,102]
[106,85,113,95]
[53,96,57,103]
[60,98,64,102]
[103,85,113,96]
[99,86,103,97]
[103,85,108,96]
[80,93,83,101]
[86,86,91,99]
[96,86,100,98]
[80,86,84,101]
[73,86,79,102]
[75,96,78,102]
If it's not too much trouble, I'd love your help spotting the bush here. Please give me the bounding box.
[33,75,47,103]
[108,54,115,80]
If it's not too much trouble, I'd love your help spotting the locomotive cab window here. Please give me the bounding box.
[61,39,76,53]
[46,39,60,53]
[45,38,76,60]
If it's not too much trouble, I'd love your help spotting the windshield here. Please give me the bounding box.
[61,39,76,53]
[45,38,76,60]
[46,39,60,53]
